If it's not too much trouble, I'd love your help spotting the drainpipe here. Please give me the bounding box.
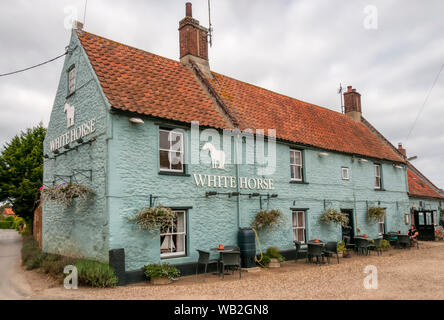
[235,131,241,229]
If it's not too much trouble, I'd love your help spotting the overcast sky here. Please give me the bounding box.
[0,0,443,188]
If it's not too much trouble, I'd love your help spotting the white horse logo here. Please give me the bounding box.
[202,142,225,169]
[64,103,75,128]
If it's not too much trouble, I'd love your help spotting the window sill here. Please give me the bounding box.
[158,171,190,177]
[161,254,187,260]
[290,180,309,185]
[374,188,386,191]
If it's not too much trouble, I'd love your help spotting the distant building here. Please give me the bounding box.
[1,208,15,218]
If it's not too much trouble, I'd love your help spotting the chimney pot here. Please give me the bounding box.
[347,86,353,92]
[186,2,192,17]
[398,143,406,157]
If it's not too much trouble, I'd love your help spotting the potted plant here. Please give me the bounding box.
[143,263,180,285]
[337,241,346,258]
[320,209,349,227]
[266,247,285,268]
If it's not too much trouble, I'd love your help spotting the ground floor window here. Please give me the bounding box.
[160,210,186,258]
[433,211,438,226]
[378,215,385,235]
[292,211,306,244]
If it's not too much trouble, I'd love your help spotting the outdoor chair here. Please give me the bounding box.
[294,241,308,263]
[196,250,219,278]
[355,238,370,256]
[397,235,410,249]
[307,244,326,264]
[323,241,339,264]
[369,238,382,256]
[343,236,355,251]
[219,251,242,279]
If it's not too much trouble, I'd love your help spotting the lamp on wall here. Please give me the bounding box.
[318,152,329,157]
[358,158,368,163]
[393,164,403,169]
[129,117,144,124]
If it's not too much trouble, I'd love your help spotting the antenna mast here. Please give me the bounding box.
[338,83,344,113]
[208,0,213,47]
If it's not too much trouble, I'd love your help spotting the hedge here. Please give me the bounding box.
[0,221,13,229]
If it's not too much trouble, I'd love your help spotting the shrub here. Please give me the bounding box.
[41,254,78,279]
[251,209,284,231]
[380,239,390,250]
[257,247,285,267]
[75,260,118,288]
[128,205,176,233]
[21,236,46,270]
[0,221,13,229]
[4,216,14,222]
[143,263,180,280]
[337,241,346,252]
[13,216,25,230]
[320,209,349,227]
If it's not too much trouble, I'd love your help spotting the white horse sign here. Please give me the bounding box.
[202,142,225,169]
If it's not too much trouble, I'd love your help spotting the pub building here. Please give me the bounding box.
[42,3,443,282]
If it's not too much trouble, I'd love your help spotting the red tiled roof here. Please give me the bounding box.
[77,31,404,163]
[2,208,15,216]
[407,167,444,199]
[77,31,233,130]
[209,73,404,162]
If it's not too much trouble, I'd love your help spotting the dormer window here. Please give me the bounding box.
[68,66,76,95]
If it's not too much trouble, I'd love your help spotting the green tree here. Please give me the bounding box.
[0,124,46,221]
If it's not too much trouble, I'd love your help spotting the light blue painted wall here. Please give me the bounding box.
[107,115,411,271]
[42,31,110,262]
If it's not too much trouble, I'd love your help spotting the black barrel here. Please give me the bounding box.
[238,228,256,268]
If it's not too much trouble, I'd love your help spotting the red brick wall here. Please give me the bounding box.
[179,17,208,61]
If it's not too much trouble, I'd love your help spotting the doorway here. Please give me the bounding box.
[413,210,435,241]
[341,209,354,241]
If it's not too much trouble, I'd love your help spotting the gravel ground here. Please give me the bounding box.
[22,241,444,300]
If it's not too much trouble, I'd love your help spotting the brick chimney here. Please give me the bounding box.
[343,86,362,122]
[179,3,211,77]
[398,143,406,157]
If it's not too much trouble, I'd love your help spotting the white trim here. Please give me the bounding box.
[160,210,187,258]
[342,167,350,180]
[159,129,185,173]
[374,164,381,189]
[290,149,303,181]
[292,210,306,244]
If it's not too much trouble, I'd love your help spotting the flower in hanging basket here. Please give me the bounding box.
[40,183,95,209]
[367,207,386,222]
[251,209,284,231]
[320,209,349,227]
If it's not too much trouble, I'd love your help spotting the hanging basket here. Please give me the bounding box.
[320,209,349,227]
[368,207,386,222]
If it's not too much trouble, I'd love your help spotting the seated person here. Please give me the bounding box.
[407,225,419,246]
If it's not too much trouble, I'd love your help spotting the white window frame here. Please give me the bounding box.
[433,211,438,226]
[160,210,187,259]
[292,211,306,244]
[378,215,385,235]
[290,149,303,181]
[159,129,185,173]
[342,167,350,180]
[374,164,381,189]
[68,67,76,95]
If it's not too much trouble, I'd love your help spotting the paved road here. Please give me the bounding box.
[0,230,32,299]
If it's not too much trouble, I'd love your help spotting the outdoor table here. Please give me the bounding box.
[210,248,240,275]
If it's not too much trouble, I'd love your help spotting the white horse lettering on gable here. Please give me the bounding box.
[202,142,225,169]
[64,103,75,128]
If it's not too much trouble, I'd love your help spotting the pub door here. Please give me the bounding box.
[341,209,355,241]
[414,210,435,241]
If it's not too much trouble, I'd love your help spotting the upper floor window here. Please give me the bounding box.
[374,164,382,189]
[342,167,350,180]
[68,66,76,95]
[160,210,186,258]
[290,149,303,181]
[159,128,184,173]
